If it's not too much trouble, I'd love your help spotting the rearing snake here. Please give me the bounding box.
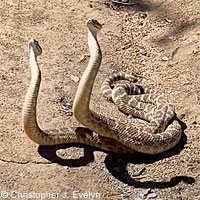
[23,19,181,154]
[73,19,181,154]
[22,39,135,153]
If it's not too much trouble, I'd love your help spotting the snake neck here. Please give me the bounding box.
[73,29,102,124]
[22,51,44,142]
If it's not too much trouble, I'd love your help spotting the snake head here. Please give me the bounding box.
[87,19,102,32]
[29,39,42,57]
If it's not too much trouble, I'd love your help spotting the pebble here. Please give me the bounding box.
[138,189,157,199]
[69,7,75,11]
[164,18,172,23]
[64,166,70,170]
[147,192,157,198]
[139,189,151,198]
[63,166,71,171]
[161,56,169,61]
[139,12,148,19]
[70,74,79,83]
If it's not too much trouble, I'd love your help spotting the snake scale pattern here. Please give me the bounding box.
[22,19,181,154]
[73,19,181,154]
[22,39,135,153]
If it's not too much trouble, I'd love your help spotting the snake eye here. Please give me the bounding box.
[92,19,97,24]
[87,19,102,30]
[34,40,38,45]
[93,20,102,29]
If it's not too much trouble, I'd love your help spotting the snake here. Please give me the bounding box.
[73,19,182,154]
[22,39,137,153]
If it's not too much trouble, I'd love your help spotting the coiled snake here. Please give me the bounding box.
[23,19,181,154]
[73,19,181,154]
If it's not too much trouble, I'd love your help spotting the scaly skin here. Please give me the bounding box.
[101,73,176,134]
[22,39,136,153]
[73,19,182,154]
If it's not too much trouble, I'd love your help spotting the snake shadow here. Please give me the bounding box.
[104,117,195,188]
[38,143,95,167]
[38,117,194,188]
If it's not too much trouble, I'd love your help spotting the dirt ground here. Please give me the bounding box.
[0,0,200,199]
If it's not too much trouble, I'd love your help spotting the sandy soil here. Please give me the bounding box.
[0,0,200,199]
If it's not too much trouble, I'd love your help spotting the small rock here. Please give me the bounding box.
[64,166,71,171]
[138,189,157,199]
[139,189,151,198]
[164,18,172,23]
[139,12,148,19]
[69,7,75,11]
[138,192,145,198]
[128,115,133,119]
[68,58,72,62]
[147,192,157,198]
[186,79,190,84]
[61,107,73,116]
[9,2,15,6]
[70,74,79,83]
[19,173,24,177]
[192,49,199,55]
[161,56,169,61]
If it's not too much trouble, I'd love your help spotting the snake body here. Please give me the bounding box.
[101,72,176,134]
[22,39,136,153]
[73,19,181,154]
